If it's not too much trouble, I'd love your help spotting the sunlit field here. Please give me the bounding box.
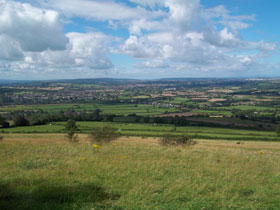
[1,134,280,209]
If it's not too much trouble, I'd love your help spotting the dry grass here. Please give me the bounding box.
[1,134,280,209]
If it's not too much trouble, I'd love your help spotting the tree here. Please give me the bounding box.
[14,115,29,126]
[0,115,9,128]
[276,125,280,136]
[65,119,78,131]
[65,120,78,143]
[88,126,119,145]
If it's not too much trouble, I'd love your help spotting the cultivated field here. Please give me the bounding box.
[0,135,280,209]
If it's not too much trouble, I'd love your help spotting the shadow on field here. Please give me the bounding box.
[0,179,121,210]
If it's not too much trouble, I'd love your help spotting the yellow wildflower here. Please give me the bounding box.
[92,144,100,149]
[121,155,127,159]
[80,157,85,161]
[258,150,264,155]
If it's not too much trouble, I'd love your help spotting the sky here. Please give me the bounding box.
[0,0,279,80]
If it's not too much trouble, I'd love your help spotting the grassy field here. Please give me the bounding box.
[1,122,280,141]
[0,135,280,209]
[0,104,179,116]
[216,105,276,111]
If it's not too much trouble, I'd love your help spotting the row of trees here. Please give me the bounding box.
[64,119,195,147]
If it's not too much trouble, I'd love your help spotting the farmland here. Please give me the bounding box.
[1,78,280,209]
[1,135,280,209]
[1,122,279,141]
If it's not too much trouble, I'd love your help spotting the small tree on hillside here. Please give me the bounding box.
[65,119,78,143]
[88,126,119,145]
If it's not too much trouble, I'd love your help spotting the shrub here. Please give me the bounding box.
[65,128,78,143]
[65,120,78,143]
[13,115,29,126]
[159,134,196,146]
[276,125,280,136]
[0,135,3,141]
[88,126,119,145]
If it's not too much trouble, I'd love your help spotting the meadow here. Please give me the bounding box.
[0,135,280,209]
[1,121,280,141]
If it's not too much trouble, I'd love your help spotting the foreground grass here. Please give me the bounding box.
[1,135,280,209]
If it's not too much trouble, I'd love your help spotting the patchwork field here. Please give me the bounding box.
[0,135,280,209]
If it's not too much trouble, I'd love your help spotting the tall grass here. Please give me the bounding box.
[0,137,280,209]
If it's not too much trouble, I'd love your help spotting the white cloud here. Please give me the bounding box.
[67,32,113,69]
[0,0,278,78]
[0,0,68,54]
[41,0,165,21]
[0,34,24,60]
[135,60,169,68]
[121,0,276,76]
[0,1,113,76]
[165,0,200,32]
[24,32,113,70]
[122,35,162,58]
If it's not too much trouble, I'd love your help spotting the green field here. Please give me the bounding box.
[217,105,276,111]
[196,110,233,117]
[1,136,280,209]
[0,104,180,116]
[163,97,195,106]
[1,122,279,141]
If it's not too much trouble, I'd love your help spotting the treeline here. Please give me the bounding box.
[0,109,277,131]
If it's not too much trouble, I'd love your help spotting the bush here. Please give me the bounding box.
[159,134,196,146]
[14,116,29,126]
[88,126,119,145]
[0,135,3,141]
[65,128,78,143]
[65,120,78,143]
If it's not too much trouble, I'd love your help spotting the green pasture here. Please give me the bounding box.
[216,105,276,111]
[196,110,232,116]
[1,122,279,141]
[163,97,195,106]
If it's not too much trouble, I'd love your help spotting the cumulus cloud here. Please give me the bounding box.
[0,0,68,55]
[122,0,276,75]
[0,1,114,76]
[25,32,113,70]
[67,32,113,69]
[0,0,278,78]
[0,34,24,60]
[41,0,164,21]
[135,60,170,69]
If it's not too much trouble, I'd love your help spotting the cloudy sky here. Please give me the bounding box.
[0,0,279,80]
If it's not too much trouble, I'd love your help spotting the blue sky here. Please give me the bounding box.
[0,0,279,79]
